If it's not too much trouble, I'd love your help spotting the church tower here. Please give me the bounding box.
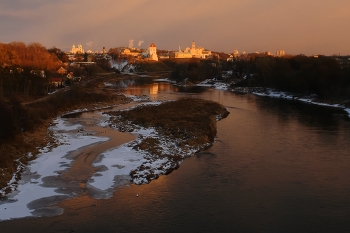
[71,44,76,54]
[149,42,158,61]
[71,44,84,54]
[191,41,196,56]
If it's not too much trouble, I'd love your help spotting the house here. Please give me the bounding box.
[48,78,63,87]
[67,72,74,79]
[159,53,170,59]
[227,55,234,62]
[276,50,285,57]
[57,67,67,75]
[31,70,46,78]
[122,48,141,57]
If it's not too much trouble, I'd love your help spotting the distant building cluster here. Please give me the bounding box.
[334,56,350,69]
[226,49,286,61]
[70,44,100,54]
[121,42,159,61]
[276,50,285,57]
[68,41,290,65]
[68,40,213,63]
[70,44,84,54]
[173,41,211,59]
[121,48,140,57]
[120,41,211,61]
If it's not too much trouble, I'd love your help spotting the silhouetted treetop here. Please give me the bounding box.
[0,41,61,71]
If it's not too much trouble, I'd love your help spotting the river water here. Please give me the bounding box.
[1,79,350,232]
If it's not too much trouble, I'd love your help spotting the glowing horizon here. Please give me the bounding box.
[1,0,350,56]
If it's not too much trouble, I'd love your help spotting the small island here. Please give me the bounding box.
[106,97,229,184]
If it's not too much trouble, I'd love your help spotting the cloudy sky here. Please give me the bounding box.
[1,0,350,55]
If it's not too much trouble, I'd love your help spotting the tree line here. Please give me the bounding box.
[0,42,62,97]
[165,58,221,83]
[233,55,350,99]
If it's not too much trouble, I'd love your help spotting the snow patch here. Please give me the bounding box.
[197,79,230,90]
[0,118,108,221]
[88,144,145,191]
[251,88,350,118]
[110,60,128,71]
[344,108,350,118]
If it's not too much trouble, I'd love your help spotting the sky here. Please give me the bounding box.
[1,0,350,55]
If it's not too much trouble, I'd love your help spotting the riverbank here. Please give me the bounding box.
[0,74,133,197]
[197,79,350,118]
[0,100,139,220]
[235,86,350,118]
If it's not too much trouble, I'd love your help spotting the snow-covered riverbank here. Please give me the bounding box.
[251,88,350,118]
[0,118,109,221]
[197,79,350,118]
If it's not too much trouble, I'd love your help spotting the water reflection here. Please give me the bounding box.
[113,77,206,100]
[254,96,349,132]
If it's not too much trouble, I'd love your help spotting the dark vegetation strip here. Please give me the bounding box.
[229,56,350,101]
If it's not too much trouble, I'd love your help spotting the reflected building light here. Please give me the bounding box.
[150,83,159,95]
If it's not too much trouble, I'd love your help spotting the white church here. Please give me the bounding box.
[70,44,84,54]
[148,42,158,61]
[142,42,158,61]
[174,41,211,59]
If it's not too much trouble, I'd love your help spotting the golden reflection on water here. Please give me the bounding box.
[150,83,158,95]
[123,82,179,99]
[48,176,171,232]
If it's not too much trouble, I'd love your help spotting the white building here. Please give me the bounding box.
[70,44,84,54]
[276,50,285,57]
[174,41,211,59]
[149,42,158,61]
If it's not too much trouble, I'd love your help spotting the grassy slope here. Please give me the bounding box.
[136,60,172,72]
[161,58,201,69]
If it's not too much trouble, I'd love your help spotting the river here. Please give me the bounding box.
[1,79,350,232]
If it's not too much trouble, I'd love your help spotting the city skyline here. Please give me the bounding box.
[1,0,350,56]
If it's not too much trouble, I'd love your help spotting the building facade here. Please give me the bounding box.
[174,41,211,59]
[276,50,285,57]
[71,44,84,54]
[148,42,158,61]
